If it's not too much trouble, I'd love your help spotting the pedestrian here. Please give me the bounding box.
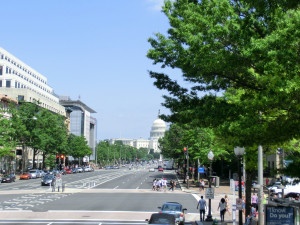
[245,204,256,225]
[201,179,205,191]
[162,178,167,191]
[242,195,246,215]
[266,178,269,186]
[156,179,160,191]
[251,193,258,211]
[217,198,226,222]
[199,179,203,191]
[173,180,176,191]
[225,195,231,216]
[152,179,156,191]
[169,179,174,191]
[159,178,163,191]
[197,196,207,222]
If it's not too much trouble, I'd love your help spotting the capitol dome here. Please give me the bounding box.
[150,118,167,139]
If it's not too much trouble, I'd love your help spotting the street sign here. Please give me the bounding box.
[198,167,205,173]
[236,198,243,210]
[265,206,294,225]
[205,188,214,199]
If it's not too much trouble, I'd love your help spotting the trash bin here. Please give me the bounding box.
[211,176,220,188]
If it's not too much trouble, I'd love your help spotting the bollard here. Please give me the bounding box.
[58,185,60,192]
[62,183,65,192]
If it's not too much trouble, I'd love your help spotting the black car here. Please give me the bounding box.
[146,213,176,225]
[285,192,300,200]
[41,174,56,186]
[1,174,16,183]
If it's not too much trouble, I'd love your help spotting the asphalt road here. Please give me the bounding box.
[0,166,199,224]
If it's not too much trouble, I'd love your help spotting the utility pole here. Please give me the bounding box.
[258,145,263,225]
[184,147,189,189]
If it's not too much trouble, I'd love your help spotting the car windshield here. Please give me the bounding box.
[163,204,181,211]
[44,175,54,179]
[29,170,37,173]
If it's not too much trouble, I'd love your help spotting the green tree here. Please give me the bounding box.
[0,109,17,173]
[147,0,299,216]
[68,134,91,165]
[34,108,69,169]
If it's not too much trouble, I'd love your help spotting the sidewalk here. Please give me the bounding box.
[177,177,236,225]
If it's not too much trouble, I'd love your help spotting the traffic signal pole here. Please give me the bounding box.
[184,147,189,189]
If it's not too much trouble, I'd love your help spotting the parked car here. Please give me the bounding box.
[66,169,73,174]
[20,172,32,180]
[76,167,83,173]
[41,174,56,186]
[1,174,16,183]
[72,168,78,173]
[158,202,187,225]
[146,213,176,225]
[28,170,39,179]
[285,192,300,200]
[83,167,91,172]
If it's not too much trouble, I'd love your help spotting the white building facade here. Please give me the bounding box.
[0,47,65,116]
[109,116,167,153]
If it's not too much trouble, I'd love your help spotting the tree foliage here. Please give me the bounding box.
[147,0,300,146]
[96,141,153,165]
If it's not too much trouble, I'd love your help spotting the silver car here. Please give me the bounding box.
[158,202,186,225]
[29,169,41,179]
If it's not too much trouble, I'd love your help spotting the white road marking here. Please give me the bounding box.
[113,186,119,189]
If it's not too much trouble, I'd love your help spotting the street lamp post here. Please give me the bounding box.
[206,150,214,222]
[234,147,245,225]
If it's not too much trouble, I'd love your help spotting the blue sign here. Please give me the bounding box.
[198,167,205,173]
[266,206,294,225]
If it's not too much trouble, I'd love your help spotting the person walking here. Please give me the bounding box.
[225,195,231,216]
[169,179,174,191]
[251,193,258,211]
[156,179,160,191]
[217,198,226,222]
[152,179,156,191]
[197,196,207,222]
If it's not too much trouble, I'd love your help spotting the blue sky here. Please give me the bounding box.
[0,0,177,140]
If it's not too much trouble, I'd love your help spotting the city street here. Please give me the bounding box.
[0,167,199,224]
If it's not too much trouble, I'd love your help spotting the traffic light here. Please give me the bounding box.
[60,155,64,159]
[56,155,59,164]
[183,147,187,155]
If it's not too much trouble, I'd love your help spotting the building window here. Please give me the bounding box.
[0,80,2,87]
[18,95,24,101]
[0,66,2,75]
[15,81,17,88]
[6,80,11,88]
